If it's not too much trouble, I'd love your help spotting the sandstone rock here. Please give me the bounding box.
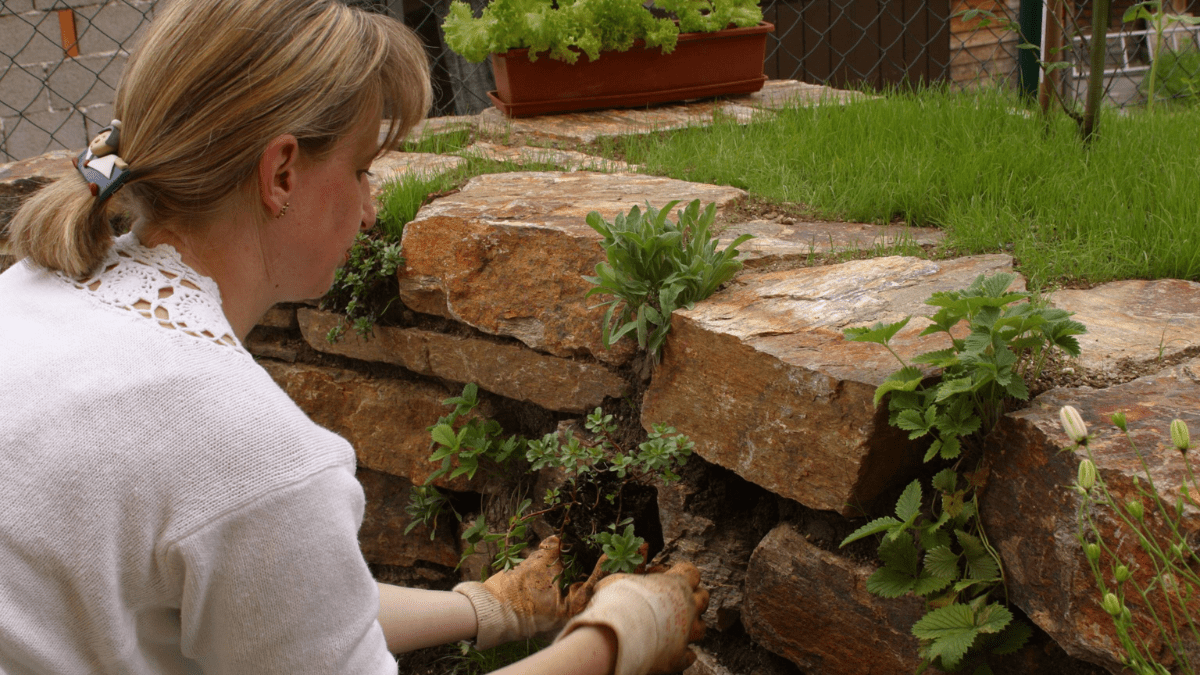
[258,304,299,329]
[368,150,465,198]
[655,462,773,631]
[357,466,459,568]
[457,141,638,173]
[397,171,745,365]
[475,81,865,144]
[744,522,926,674]
[0,149,76,231]
[1049,279,1200,381]
[682,647,737,675]
[259,360,494,491]
[982,358,1200,672]
[642,254,1017,514]
[297,308,628,413]
[718,218,944,268]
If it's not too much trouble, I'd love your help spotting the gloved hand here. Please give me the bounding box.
[454,536,603,649]
[554,562,708,675]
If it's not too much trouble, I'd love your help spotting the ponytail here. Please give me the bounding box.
[7,173,115,278]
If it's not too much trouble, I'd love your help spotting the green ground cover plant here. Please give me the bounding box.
[841,272,1086,673]
[583,199,751,357]
[406,383,693,576]
[598,86,1200,288]
[1060,407,1200,675]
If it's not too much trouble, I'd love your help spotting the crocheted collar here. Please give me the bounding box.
[67,233,243,350]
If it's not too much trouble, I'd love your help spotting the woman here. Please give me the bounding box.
[0,1,705,674]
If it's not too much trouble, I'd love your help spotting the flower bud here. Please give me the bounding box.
[1060,406,1089,443]
[1171,419,1190,454]
[1112,412,1128,431]
[1103,592,1123,616]
[1085,542,1101,562]
[1115,564,1130,583]
[1127,499,1145,521]
[1078,458,1097,491]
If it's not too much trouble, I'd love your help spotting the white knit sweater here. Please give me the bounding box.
[0,234,396,674]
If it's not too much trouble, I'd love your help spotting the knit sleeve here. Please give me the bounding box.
[167,464,397,675]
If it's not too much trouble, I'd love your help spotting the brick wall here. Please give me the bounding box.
[1,0,155,162]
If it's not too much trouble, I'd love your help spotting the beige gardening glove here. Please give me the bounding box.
[453,536,604,649]
[554,562,709,675]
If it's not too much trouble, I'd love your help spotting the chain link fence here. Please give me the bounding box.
[4,0,1199,163]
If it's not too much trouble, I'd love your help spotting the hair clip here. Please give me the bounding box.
[76,120,131,201]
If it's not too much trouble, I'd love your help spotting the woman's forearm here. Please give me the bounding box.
[376,584,477,653]
[490,626,617,675]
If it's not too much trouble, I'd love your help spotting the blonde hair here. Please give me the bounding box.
[7,0,431,278]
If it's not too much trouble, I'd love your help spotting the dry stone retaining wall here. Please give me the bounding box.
[4,85,1200,674]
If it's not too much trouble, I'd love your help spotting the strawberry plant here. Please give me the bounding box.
[841,272,1086,672]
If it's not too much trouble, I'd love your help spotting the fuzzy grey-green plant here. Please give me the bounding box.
[584,199,751,358]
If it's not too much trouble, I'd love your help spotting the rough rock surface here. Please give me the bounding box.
[397,171,745,365]
[457,141,639,173]
[982,358,1200,672]
[718,218,944,267]
[476,80,867,143]
[367,150,465,197]
[744,522,926,675]
[643,254,1017,514]
[259,360,493,491]
[1049,279,1200,380]
[357,467,459,568]
[297,308,628,413]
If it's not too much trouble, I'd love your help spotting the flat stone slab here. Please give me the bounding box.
[357,467,459,569]
[982,358,1200,672]
[1049,279,1200,381]
[744,523,926,674]
[718,218,944,267]
[477,80,867,144]
[367,150,465,197]
[298,308,628,413]
[397,171,745,365]
[641,254,1017,514]
[260,360,498,492]
[456,141,639,173]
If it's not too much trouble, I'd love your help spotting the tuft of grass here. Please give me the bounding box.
[402,128,474,154]
[600,85,1200,288]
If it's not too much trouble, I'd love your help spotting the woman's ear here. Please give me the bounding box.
[259,134,300,218]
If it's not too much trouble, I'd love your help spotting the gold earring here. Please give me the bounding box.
[276,202,290,219]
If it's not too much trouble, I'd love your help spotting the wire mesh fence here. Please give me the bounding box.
[4,0,1200,163]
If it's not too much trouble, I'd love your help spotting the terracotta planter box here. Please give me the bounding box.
[488,21,774,117]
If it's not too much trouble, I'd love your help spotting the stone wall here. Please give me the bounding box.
[4,87,1200,673]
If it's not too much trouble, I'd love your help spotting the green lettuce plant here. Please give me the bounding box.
[442,0,763,64]
[841,272,1087,672]
[584,199,751,357]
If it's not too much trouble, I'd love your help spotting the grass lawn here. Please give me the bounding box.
[594,86,1200,289]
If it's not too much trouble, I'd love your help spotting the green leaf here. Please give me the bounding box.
[935,376,977,403]
[874,366,925,406]
[896,408,933,439]
[878,532,920,577]
[843,317,912,346]
[840,516,902,546]
[896,480,923,521]
[431,423,460,449]
[912,604,980,669]
[912,574,954,597]
[867,566,917,598]
[989,618,1032,655]
[932,468,958,493]
[957,530,1000,581]
[925,545,962,580]
[911,348,959,367]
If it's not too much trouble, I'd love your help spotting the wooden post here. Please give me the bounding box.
[1038,0,1067,113]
